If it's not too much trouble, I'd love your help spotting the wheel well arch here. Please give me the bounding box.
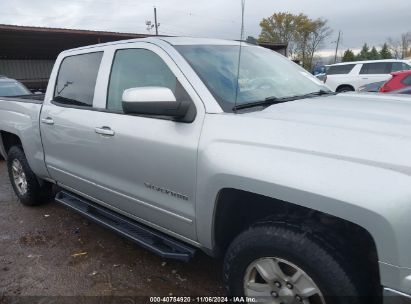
[0,131,23,155]
[213,188,380,294]
[336,84,355,92]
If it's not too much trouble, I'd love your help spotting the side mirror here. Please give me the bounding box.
[122,87,189,118]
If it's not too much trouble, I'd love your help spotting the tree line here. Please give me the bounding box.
[342,43,393,62]
[258,12,332,69]
[258,12,411,68]
[342,32,411,62]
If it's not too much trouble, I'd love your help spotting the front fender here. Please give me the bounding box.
[196,139,411,271]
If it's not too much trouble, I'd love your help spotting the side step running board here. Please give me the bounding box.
[55,191,196,262]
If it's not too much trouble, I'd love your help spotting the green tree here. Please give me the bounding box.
[369,46,380,60]
[296,17,332,69]
[380,43,393,59]
[259,12,302,58]
[259,12,332,70]
[357,43,370,60]
[342,49,355,62]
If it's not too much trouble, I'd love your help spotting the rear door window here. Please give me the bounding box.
[360,62,391,74]
[327,64,356,75]
[54,52,103,107]
[391,62,411,72]
[401,75,411,86]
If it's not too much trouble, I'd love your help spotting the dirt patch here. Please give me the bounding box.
[19,231,53,246]
[0,160,224,299]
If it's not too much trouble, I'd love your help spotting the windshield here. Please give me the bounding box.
[0,81,31,97]
[176,45,331,112]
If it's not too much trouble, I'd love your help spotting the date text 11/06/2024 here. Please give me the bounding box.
[149,297,258,303]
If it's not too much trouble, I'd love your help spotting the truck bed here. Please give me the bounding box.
[0,94,44,104]
[0,96,49,178]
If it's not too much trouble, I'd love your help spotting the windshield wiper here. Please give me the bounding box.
[233,96,291,111]
[233,90,336,111]
[308,89,337,97]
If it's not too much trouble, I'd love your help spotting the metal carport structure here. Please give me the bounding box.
[0,24,287,91]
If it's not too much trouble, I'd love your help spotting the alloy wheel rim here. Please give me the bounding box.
[244,257,325,304]
[11,159,27,195]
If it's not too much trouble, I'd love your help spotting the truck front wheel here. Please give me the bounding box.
[223,224,360,303]
[7,146,52,206]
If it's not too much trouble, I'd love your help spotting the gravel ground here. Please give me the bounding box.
[0,159,224,302]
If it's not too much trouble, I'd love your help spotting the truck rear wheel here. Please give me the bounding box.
[223,224,360,303]
[7,146,52,206]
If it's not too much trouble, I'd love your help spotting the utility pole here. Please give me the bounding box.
[154,7,159,36]
[334,31,341,63]
[145,8,160,35]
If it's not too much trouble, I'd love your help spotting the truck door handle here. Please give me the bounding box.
[41,117,54,125]
[95,126,115,136]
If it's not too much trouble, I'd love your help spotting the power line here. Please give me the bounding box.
[160,28,188,36]
[0,3,240,37]
[5,0,240,25]
[164,8,239,25]
[0,11,143,25]
[159,25,193,36]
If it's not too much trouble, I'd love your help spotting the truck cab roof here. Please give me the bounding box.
[60,36,248,54]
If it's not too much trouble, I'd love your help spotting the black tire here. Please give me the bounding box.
[7,146,52,206]
[224,224,360,304]
[337,85,354,93]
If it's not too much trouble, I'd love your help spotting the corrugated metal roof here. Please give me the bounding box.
[0,59,53,80]
[0,24,288,90]
[0,24,149,37]
[0,24,151,59]
[0,24,287,59]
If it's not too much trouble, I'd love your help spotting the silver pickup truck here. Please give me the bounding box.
[1,37,411,303]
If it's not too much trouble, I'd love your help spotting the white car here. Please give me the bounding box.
[325,59,411,92]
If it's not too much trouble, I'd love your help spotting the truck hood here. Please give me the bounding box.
[239,92,411,175]
[248,93,411,137]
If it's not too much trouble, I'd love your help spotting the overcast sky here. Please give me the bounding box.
[1,0,411,55]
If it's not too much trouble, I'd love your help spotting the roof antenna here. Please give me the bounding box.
[234,0,246,112]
